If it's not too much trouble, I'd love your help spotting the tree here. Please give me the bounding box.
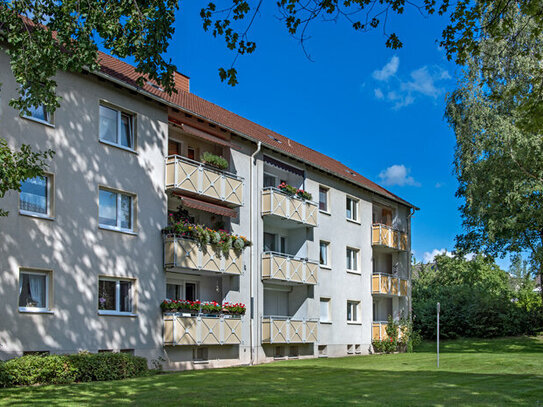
[445,7,543,299]
[0,139,54,216]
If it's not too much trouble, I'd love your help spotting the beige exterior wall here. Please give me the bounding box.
[0,49,412,367]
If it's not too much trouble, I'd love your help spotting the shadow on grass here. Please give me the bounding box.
[1,366,542,406]
[416,335,543,354]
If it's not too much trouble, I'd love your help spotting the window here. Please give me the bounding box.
[346,197,359,221]
[187,147,196,160]
[99,188,135,232]
[347,301,360,322]
[98,278,134,314]
[19,270,50,312]
[318,345,327,357]
[346,247,359,272]
[320,298,331,323]
[289,346,299,358]
[347,344,354,354]
[263,173,277,188]
[168,140,181,156]
[20,175,53,217]
[166,281,198,301]
[193,347,208,362]
[319,241,330,267]
[319,186,329,212]
[24,104,53,125]
[99,104,134,150]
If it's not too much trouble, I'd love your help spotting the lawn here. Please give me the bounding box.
[1,336,542,406]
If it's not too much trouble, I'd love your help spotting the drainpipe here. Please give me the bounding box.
[406,207,416,319]
[249,141,261,365]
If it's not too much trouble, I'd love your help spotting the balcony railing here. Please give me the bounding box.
[164,314,242,346]
[371,224,408,251]
[262,317,318,344]
[372,273,409,296]
[262,252,318,285]
[372,321,403,341]
[261,187,318,227]
[164,236,243,275]
[165,155,243,207]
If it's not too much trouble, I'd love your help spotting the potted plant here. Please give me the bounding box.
[201,151,229,170]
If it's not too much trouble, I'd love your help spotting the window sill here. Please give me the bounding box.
[99,225,138,236]
[320,265,332,270]
[99,139,138,155]
[319,210,331,216]
[19,210,55,221]
[98,311,137,317]
[21,115,55,128]
[319,321,333,325]
[346,218,361,225]
[19,308,54,314]
[193,360,209,365]
[346,270,361,275]
[347,321,362,325]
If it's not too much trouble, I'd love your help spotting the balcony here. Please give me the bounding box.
[262,317,318,344]
[165,155,243,207]
[371,273,409,296]
[371,224,408,251]
[261,188,318,227]
[163,314,242,346]
[372,321,403,341]
[262,252,318,285]
[164,236,242,275]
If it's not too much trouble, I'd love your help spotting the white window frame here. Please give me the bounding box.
[21,104,55,126]
[19,173,54,220]
[319,241,330,268]
[18,269,51,313]
[166,279,200,301]
[346,196,359,222]
[98,187,136,233]
[98,277,136,316]
[319,186,329,213]
[346,247,360,273]
[320,297,331,323]
[263,172,278,188]
[99,103,136,152]
[347,300,360,323]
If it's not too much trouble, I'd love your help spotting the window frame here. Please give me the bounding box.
[346,300,360,323]
[346,196,359,222]
[346,247,360,273]
[166,279,200,301]
[97,276,136,316]
[319,240,330,268]
[319,297,331,323]
[18,269,52,313]
[19,173,54,220]
[98,187,136,234]
[263,172,278,188]
[319,186,329,213]
[98,102,136,152]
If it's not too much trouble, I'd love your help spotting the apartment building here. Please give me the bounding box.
[0,48,416,369]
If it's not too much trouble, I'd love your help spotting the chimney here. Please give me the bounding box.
[174,71,190,93]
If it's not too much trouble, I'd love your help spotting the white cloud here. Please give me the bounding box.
[378,164,420,187]
[435,182,444,188]
[423,249,454,263]
[374,88,384,99]
[372,56,399,81]
[370,61,451,109]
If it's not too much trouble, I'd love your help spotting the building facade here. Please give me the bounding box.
[0,49,416,369]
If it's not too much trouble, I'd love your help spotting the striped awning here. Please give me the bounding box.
[174,194,238,218]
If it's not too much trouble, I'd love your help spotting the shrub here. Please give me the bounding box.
[3,354,77,386]
[201,152,228,170]
[0,352,148,387]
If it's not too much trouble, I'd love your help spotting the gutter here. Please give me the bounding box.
[90,69,417,210]
[249,141,261,366]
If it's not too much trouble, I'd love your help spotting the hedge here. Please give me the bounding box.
[0,352,149,387]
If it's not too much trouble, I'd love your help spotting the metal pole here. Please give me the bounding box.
[437,302,440,368]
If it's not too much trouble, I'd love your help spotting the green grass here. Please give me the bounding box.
[1,336,542,406]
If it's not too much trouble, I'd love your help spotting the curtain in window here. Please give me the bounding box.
[28,275,45,308]
[20,176,47,214]
[320,243,327,265]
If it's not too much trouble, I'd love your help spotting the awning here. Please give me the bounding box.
[168,117,239,149]
[264,155,304,177]
[174,194,238,218]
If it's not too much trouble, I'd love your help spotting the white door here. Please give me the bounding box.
[264,289,288,317]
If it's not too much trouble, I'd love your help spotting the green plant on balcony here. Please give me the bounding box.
[278,182,313,201]
[201,151,229,170]
[372,314,420,354]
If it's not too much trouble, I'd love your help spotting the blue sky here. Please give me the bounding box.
[162,3,505,266]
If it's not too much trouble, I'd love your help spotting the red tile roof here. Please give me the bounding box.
[97,52,416,209]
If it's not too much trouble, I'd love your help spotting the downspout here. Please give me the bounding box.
[249,141,261,365]
[406,207,416,319]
